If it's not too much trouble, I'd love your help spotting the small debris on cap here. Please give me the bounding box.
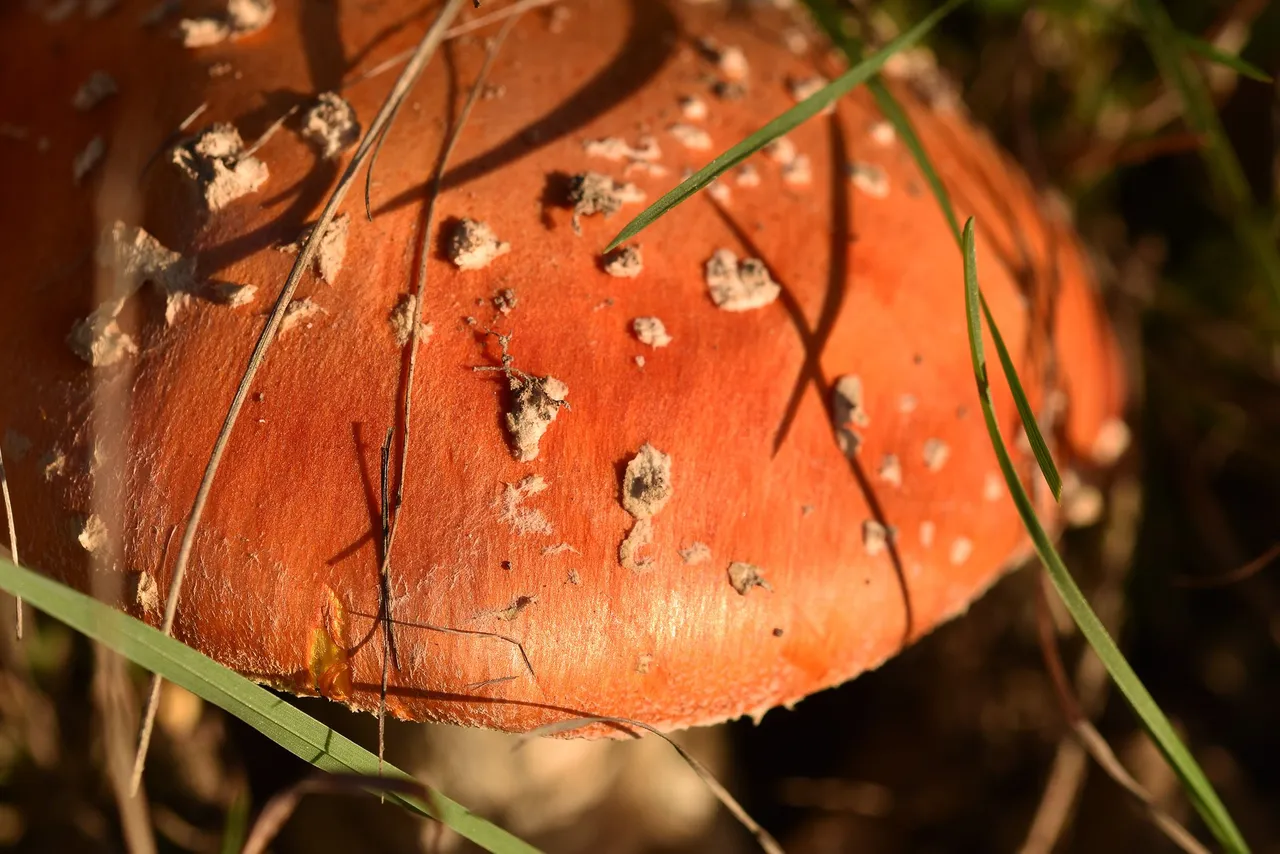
[632,317,672,348]
[449,218,510,269]
[619,518,654,571]
[389,294,433,348]
[179,17,230,47]
[567,569,581,585]
[505,374,569,462]
[712,80,747,101]
[171,123,268,211]
[667,123,712,151]
[494,595,537,622]
[582,135,661,164]
[782,27,809,55]
[869,120,896,146]
[862,520,887,556]
[920,520,936,548]
[568,172,645,231]
[679,541,711,565]
[697,39,749,81]
[764,136,797,165]
[67,300,136,367]
[492,288,517,316]
[983,472,1003,502]
[621,443,673,520]
[1062,470,1104,528]
[1090,418,1131,466]
[787,76,833,115]
[72,71,118,111]
[278,297,323,337]
[179,0,275,47]
[727,562,771,596]
[704,249,781,312]
[73,135,105,185]
[877,454,902,487]
[207,282,257,307]
[134,571,161,616]
[736,163,760,187]
[848,162,889,198]
[96,221,196,297]
[300,92,360,160]
[280,213,350,284]
[2,431,32,463]
[922,438,950,472]
[782,154,812,187]
[679,95,707,121]
[603,245,643,278]
[949,537,973,566]
[78,514,109,553]
[833,375,871,428]
[636,653,654,673]
[499,475,553,536]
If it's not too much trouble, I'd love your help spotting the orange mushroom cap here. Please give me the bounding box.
[0,0,1126,734]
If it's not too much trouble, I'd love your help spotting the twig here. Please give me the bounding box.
[520,716,784,854]
[343,0,561,89]
[1030,579,1210,854]
[372,10,520,774]
[242,772,433,854]
[127,0,470,797]
[1172,542,1280,589]
[0,447,20,639]
[378,426,393,775]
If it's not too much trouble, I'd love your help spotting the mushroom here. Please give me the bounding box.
[0,0,1125,737]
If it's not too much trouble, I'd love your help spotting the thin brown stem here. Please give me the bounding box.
[0,447,19,639]
[128,0,469,796]
[375,9,522,773]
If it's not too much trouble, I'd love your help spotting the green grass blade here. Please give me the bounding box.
[1133,0,1280,312]
[1177,32,1271,83]
[0,555,542,854]
[604,0,968,252]
[799,0,1061,499]
[961,219,1248,854]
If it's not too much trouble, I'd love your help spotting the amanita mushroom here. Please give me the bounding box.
[0,0,1125,735]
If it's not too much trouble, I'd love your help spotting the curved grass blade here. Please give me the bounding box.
[1177,33,1271,83]
[1133,0,1280,312]
[799,0,1061,499]
[960,219,1248,854]
[604,0,967,253]
[0,554,542,854]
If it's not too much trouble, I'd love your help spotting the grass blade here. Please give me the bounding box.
[960,219,1247,854]
[604,0,968,252]
[1132,0,1280,312]
[0,554,542,854]
[1177,33,1271,83]
[799,0,1061,498]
